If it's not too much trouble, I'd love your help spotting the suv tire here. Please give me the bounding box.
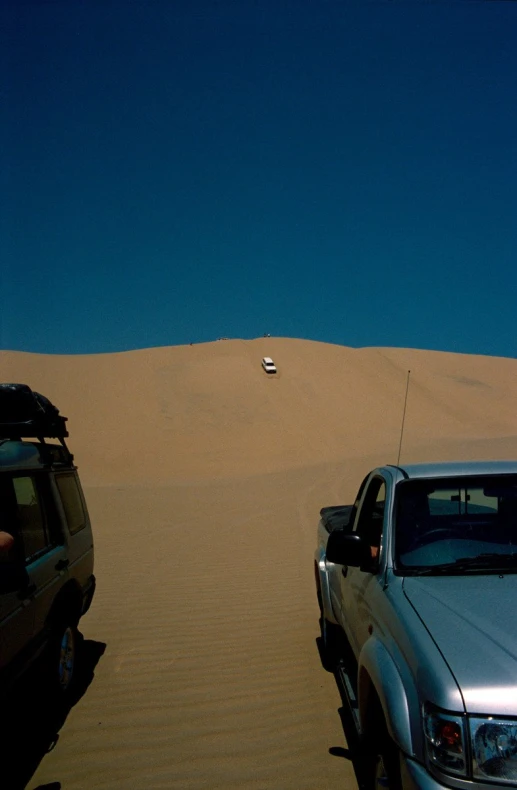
[49,620,81,698]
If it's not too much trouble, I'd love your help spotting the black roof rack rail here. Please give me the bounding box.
[0,383,72,461]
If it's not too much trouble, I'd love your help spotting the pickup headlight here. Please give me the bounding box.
[424,707,517,783]
[471,717,517,782]
[423,707,467,776]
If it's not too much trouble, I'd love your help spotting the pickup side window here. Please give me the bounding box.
[353,474,371,511]
[55,473,87,536]
[355,477,386,557]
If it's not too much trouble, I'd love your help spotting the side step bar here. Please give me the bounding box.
[337,660,362,735]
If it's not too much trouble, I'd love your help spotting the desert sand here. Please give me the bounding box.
[2,337,517,790]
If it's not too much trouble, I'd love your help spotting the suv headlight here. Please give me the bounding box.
[424,707,467,776]
[471,717,517,782]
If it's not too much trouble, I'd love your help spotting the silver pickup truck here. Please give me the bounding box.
[315,461,517,790]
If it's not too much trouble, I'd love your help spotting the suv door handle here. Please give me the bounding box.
[55,559,69,571]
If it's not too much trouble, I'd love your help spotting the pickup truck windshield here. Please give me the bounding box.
[395,475,517,574]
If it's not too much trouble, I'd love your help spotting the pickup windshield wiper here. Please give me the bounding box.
[408,553,517,576]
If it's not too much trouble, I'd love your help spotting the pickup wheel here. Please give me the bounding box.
[362,718,402,790]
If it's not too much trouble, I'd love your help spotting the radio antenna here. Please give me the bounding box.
[397,370,411,465]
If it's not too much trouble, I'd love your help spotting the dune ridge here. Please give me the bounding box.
[2,338,517,484]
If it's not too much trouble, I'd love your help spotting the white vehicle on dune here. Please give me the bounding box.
[261,357,277,374]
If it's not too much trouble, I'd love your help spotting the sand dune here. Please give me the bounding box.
[2,338,517,485]
[1,338,516,789]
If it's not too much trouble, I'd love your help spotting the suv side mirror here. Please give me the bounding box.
[326,531,373,568]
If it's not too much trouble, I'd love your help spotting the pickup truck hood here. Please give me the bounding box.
[403,575,517,716]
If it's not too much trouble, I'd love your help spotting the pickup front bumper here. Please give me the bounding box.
[400,755,497,790]
[401,756,451,790]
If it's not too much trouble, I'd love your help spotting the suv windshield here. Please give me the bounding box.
[395,475,517,574]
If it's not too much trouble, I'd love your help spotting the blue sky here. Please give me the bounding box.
[2,0,516,357]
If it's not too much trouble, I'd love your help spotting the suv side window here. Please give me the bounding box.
[0,476,18,564]
[12,475,54,563]
[55,474,87,535]
[354,476,386,557]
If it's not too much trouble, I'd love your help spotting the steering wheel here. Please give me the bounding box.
[419,528,461,545]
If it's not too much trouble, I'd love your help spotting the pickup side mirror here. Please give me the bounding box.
[326,531,373,568]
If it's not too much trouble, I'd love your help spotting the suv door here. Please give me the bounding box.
[12,473,68,651]
[0,475,32,675]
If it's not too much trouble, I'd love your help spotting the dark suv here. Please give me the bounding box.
[0,384,95,697]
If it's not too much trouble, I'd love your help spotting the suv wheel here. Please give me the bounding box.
[50,621,80,697]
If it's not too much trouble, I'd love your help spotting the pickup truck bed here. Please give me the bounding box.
[319,505,354,533]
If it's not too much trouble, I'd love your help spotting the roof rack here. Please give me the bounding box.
[0,383,72,461]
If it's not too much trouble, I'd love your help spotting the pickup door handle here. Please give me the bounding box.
[55,559,69,571]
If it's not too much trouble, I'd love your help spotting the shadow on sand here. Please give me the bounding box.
[2,636,106,790]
